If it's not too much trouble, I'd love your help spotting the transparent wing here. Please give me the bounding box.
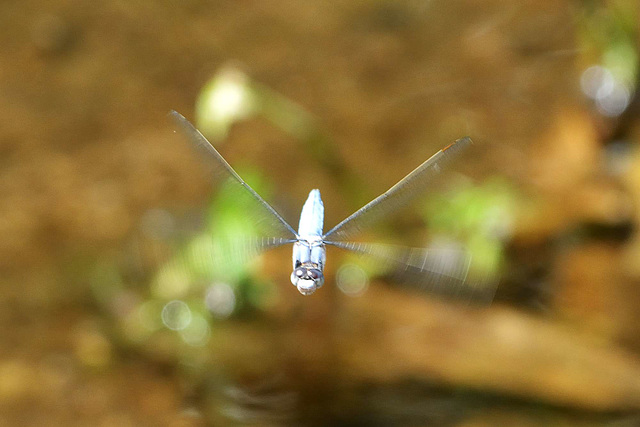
[323,137,472,242]
[170,111,298,255]
[328,241,495,303]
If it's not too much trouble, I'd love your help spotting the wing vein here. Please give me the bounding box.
[323,137,471,242]
[170,111,298,239]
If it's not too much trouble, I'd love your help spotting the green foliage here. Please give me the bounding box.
[423,177,517,279]
[579,0,638,88]
[151,168,278,307]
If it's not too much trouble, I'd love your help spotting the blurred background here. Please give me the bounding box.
[2,0,640,425]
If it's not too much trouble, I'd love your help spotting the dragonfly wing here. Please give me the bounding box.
[170,110,298,245]
[220,236,298,266]
[327,240,495,303]
[323,137,471,242]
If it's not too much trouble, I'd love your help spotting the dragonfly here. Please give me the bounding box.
[170,111,481,299]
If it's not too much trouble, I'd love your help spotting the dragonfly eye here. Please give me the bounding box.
[295,268,305,278]
[308,269,321,280]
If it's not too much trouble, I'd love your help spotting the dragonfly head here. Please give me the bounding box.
[291,264,324,295]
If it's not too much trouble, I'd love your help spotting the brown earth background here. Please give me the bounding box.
[1,0,640,426]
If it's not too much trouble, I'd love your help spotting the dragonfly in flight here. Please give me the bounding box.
[170,111,481,299]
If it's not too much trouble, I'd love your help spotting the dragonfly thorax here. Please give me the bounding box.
[291,190,326,295]
[291,239,327,295]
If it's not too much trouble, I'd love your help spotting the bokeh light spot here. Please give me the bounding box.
[161,300,192,331]
[336,264,369,296]
[205,283,236,319]
[596,82,630,117]
[580,65,631,117]
[179,314,211,347]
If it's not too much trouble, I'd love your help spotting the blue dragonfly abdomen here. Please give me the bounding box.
[291,190,326,295]
[297,189,323,239]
